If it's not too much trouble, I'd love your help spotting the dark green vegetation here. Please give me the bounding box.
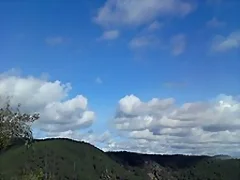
[0,138,240,180]
[108,151,240,180]
[0,138,147,180]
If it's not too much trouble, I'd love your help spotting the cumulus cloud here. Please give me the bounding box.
[94,0,195,28]
[170,34,186,56]
[111,94,240,156]
[2,71,240,156]
[98,30,120,40]
[206,17,225,28]
[211,31,240,52]
[0,73,95,133]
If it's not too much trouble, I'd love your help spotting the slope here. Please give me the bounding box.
[1,139,240,180]
[0,138,147,180]
[108,151,240,180]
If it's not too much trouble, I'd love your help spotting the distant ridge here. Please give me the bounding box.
[212,154,233,160]
[0,138,239,180]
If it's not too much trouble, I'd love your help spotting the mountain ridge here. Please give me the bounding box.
[0,138,239,180]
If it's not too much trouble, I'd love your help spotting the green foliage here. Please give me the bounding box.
[108,151,240,180]
[1,139,239,180]
[0,98,239,180]
[0,139,146,180]
[18,168,44,180]
[175,158,240,180]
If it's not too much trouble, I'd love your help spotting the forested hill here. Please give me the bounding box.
[0,138,240,180]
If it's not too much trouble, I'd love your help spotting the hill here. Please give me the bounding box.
[212,155,233,160]
[0,138,147,180]
[0,138,240,180]
[107,151,240,180]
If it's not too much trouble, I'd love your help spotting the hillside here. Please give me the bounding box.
[108,151,240,180]
[0,138,147,180]
[0,138,239,180]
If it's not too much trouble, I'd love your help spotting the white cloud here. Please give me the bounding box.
[206,17,225,28]
[129,35,160,49]
[95,77,103,84]
[111,94,240,156]
[104,137,240,156]
[0,73,95,133]
[43,130,114,150]
[147,21,164,31]
[46,130,111,143]
[99,30,119,40]
[211,31,240,52]
[94,0,195,28]
[45,36,68,46]
[2,71,240,156]
[170,34,186,55]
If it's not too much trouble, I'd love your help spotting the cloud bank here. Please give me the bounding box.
[0,71,239,156]
[110,94,240,156]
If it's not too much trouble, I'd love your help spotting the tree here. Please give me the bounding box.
[0,98,39,150]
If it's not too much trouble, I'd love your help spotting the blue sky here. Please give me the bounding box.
[0,0,240,155]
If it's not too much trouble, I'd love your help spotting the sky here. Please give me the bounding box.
[0,0,240,156]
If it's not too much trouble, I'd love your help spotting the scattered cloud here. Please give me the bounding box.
[147,21,164,31]
[129,33,187,59]
[1,69,240,156]
[170,34,186,56]
[0,73,95,133]
[45,36,68,46]
[111,94,240,155]
[95,77,103,84]
[129,35,160,49]
[211,31,240,52]
[98,30,120,40]
[94,0,195,28]
[206,17,226,28]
